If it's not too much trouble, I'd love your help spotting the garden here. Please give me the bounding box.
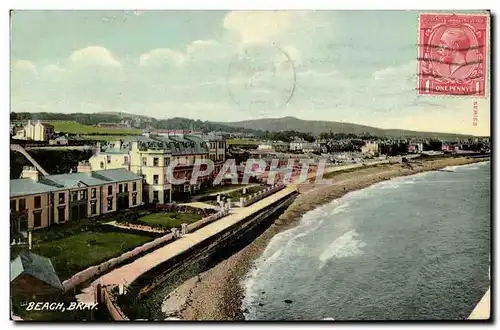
[115,204,217,231]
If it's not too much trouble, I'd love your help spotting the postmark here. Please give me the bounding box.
[417,12,489,97]
[226,43,296,113]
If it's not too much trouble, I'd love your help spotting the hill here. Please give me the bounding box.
[11,112,483,139]
[10,112,259,134]
[221,116,478,139]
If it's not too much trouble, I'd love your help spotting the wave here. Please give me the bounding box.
[443,161,490,172]
[318,229,366,268]
[241,207,330,319]
[330,201,351,215]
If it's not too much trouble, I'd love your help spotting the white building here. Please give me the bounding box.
[290,138,321,153]
[257,144,275,152]
[87,134,226,204]
[361,141,379,155]
[13,120,54,141]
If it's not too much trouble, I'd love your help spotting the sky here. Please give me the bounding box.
[10,10,490,135]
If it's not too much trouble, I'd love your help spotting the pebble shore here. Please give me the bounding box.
[161,157,489,320]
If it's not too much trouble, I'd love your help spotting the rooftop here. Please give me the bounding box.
[10,168,142,198]
[11,251,63,291]
[102,135,210,155]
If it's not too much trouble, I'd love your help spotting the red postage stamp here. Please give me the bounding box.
[418,12,489,97]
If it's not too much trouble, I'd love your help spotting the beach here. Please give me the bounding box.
[161,156,489,320]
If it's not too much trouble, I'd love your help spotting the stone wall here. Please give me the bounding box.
[62,208,229,292]
[101,287,129,321]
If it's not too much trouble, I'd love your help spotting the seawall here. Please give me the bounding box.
[117,191,298,320]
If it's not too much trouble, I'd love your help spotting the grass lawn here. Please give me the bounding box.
[138,212,202,229]
[11,216,155,279]
[51,121,141,135]
[31,231,152,279]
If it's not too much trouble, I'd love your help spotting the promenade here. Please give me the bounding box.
[77,185,297,304]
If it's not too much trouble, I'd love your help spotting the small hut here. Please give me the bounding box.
[11,252,63,297]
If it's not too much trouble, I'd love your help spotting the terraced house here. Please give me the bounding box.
[87,133,226,204]
[10,166,143,230]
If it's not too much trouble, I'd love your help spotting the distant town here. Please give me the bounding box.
[10,112,490,321]
[10,113,491,229]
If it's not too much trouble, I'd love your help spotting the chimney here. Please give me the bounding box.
[77,161,92,173]
[21,166,39,182]
[95,142,101,156]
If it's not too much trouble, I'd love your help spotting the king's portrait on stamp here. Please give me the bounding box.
[418,12,489,97]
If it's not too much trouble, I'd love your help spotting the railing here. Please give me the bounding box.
[240,183,286,207]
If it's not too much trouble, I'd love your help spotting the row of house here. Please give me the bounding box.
[257,138,329,154]
[10,167,143,231]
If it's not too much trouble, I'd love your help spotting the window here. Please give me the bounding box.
[124,183,129,193]
[142,157,147,166]
[10,200,16,211]
[132,182,137,191]
[58,206,65,222]
[153,157,159,166]
[78,190,87,200]
[108,185,113,195]
[153,175,159,184]
[118,184,123,193]
[59,192,65,204]
[91,201,97,215]
[107,197,113,211]
[164,157,170,166]
[91,188,96,199]
[107,155,111,164]
[34,196,41,209]
[100,161,104,169]
[132,193,137,206]
[124,156,129,164]
[71,191,78,202]
[153,191,159,203]
[33,211,42,228]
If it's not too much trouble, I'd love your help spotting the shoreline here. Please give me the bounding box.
[161,156,489,320]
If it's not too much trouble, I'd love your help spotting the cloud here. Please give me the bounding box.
[70,46,121,68]
[186,39,230,62]
[223,11,308,45]
[42,64,65,79]
[139,48,185,67]
[11,60,37,74]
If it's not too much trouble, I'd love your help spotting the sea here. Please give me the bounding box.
[241,161,491,320]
